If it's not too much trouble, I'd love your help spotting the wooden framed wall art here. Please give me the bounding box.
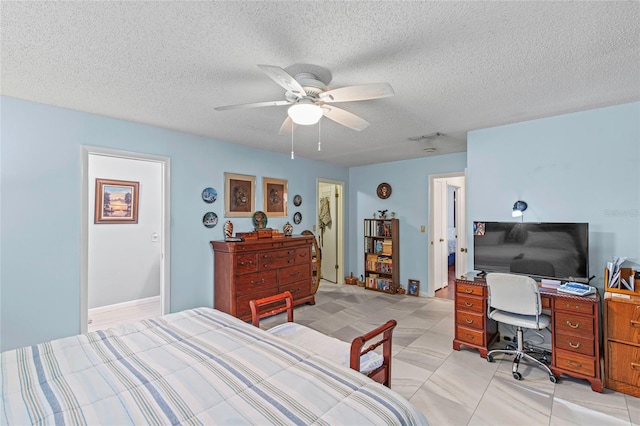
[408,279,420,297]
[225,173,255,217]
[94,178,139,224]
[263,177,287,217]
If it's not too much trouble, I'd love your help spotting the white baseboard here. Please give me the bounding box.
[89,295,160,315]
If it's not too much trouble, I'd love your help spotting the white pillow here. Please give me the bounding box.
[267,322,383,374]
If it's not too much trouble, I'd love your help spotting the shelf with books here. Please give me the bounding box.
[363,219,399,294]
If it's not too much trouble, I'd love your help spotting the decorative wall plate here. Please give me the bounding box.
[252,210,268,229]
[203,212,218,228]
[376,183,392,199]
[293,212,302,224]
[293,194,302,206]
[202,187,218,203]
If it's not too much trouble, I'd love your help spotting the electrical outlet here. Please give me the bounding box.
[420,225,425,232]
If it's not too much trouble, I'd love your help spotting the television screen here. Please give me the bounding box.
[473,222,589,282]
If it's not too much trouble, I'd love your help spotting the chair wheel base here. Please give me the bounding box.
[487,354,494,363]
[549,374,558,383]
[513,372,522,380]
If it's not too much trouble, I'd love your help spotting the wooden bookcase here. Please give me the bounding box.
[364,218,399,294]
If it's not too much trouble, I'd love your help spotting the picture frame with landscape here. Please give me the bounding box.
[225,173,256,217]
[94,178,139,224]
[263,177,287,217]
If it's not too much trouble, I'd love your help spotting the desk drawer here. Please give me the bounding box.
[456,325,484,346]
[606,300,640,343]
[555,331,595,356]
[457,283,483,296]
[555,349,595,377]
[456,295,484,314]
[456,311,484,331]
[555,299,594,315]
[555,312,594,336]
[607,341,640,387]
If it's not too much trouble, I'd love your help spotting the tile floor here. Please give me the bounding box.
[259,281,640,426]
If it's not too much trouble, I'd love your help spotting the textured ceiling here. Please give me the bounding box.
[2,1,639,167]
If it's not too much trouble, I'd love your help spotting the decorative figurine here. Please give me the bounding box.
[373,212,377,219]
[283,221,293,236]
[378,209,388,219]
[224,220,233,239]
[391,211,395,219]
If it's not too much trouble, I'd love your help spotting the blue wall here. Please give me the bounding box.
[467,101,640,290]
[0,96,348,351]
[348,153,467,290]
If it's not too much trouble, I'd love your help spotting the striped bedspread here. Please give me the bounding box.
[1,308,427,425]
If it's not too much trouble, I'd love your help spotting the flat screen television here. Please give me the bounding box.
[473,221,589,283]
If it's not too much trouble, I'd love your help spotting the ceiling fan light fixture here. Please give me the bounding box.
[288,101,323,125]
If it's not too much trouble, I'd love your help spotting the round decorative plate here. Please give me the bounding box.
[293,212,302,225]
[202,187,217,203]
[376,183,392,199]
[293,194,302,207]
[252,211,268,229]
[203,212,218,228]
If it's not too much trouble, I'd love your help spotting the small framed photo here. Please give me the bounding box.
[94,178,139,224]
[263,177,287,217]
[407,279,420,297]
[225,173,256,217]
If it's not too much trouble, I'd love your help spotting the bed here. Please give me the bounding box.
[1,307,427,425]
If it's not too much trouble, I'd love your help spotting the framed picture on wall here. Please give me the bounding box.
[225,173,256,217]
[94,178,139,224]
[407,279,420,297]
[263,177,288,217]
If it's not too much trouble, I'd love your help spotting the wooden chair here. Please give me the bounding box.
[250,291,397,387]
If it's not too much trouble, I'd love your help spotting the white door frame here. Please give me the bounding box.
[316,178,344,284]
[80,146,171,333]
[428,171,466,297]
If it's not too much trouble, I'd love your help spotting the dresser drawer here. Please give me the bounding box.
[278,264,310,285]
[236,254,257,274]
[555,331,595,356]
[258,249,297,269]
[606,300,640,343]
[555,349,596,377]
[236,288,277,318]
[457,283,484,296]
[456,294,484,314]
[236,270,278,294]
[280,280,311,299]
[607,341,640,387]
[295,247,311,264]
[555,299,594,315]
[456,325,484,346]
[456,311,484,330]
[555,312,594,336]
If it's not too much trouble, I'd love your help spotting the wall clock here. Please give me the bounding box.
[376,183,392,199]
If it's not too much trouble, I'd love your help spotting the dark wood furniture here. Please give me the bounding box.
[211,235,315,322]
[301,230,321,294]
[250,291,397,388]
[604,292,640,397]
[453,272,603,392]
[364,218,399,294]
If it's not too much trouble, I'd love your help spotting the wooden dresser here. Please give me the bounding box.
[604,292,640,397]
[453,273,603,392]
[211,235,315,321]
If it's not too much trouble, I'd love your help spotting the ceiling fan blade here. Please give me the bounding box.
[214,100,291,111]
[319,82,394,103]
[257,64,307,97]
[278,116,298,135]
[322,106,370,131]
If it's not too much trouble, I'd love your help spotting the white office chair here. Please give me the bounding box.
[485,273,557,383]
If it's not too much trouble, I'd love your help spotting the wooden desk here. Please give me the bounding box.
[452,273,602,392]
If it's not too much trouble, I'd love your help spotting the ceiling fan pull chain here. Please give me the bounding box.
[318,118,322,151]
[291,126,295,160]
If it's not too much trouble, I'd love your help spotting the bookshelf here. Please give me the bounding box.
[364,218,399,294]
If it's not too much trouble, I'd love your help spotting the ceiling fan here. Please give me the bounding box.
[215,64,394,134]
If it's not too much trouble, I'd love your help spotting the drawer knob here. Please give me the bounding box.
[465,301,474,307]
[568,341,581,349]
[567,360,582,368]
[465,334,475,340]
[250,278,265,286]
[566,320,580,329]
[465,288,473,293]
[465,318,474,324]
[631,320,640,327]
[632,362,640,370]
[290,271,300,277]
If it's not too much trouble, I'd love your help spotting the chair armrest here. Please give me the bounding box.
[249,291,294,327]
[349,320,397,373]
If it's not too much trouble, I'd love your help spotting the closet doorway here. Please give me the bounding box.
[80,147,171,333]
[317,180,344,283]
[428,172,467,298]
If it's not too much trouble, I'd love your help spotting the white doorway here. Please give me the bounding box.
[80,147,171,333]
[317,179,344,283]
[428,172,467,297]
